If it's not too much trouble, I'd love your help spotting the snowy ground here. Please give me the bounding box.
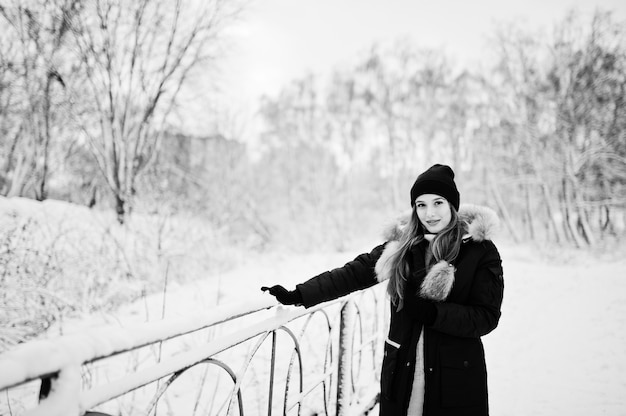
[486,243,626,416]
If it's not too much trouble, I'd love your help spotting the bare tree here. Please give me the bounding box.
[549,11,626,245]
[483,10,626,246]
[0,0,79,199]
[0,34,20,193]
[351,41,459,208]
[68,0,241,223]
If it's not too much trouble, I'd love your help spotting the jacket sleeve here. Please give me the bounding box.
[430,242,504,338]
[296,243,386,308]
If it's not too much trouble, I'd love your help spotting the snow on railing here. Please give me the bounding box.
[0,284,387,416]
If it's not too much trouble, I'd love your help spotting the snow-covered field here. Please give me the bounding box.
[486,243,626,416]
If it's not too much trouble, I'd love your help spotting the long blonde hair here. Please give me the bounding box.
[385,205,463,307]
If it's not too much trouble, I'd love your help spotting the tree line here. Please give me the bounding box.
[1,4,625,248]
[257,10,626,248]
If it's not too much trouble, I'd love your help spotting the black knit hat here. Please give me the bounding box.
[410,164,460,210]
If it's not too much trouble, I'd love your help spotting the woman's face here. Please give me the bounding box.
[415,194,452,234]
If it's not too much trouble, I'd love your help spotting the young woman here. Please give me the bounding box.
[262,164,504,416]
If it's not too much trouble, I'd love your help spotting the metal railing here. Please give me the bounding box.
[0,283,388,416]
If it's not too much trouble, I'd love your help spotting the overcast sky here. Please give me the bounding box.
[183,0,626,137]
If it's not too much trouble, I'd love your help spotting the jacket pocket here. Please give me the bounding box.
[380,337,400,400]
[439,343,487,408]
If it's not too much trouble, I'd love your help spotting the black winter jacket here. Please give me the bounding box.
[296,205,504,416]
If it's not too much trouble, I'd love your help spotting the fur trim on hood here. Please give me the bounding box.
[458,203,500,243]
[375,204,500,301]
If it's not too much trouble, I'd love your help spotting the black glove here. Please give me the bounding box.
[403,296,437,326]
[261,285,303,306]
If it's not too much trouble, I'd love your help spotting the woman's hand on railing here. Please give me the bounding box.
[261,285,303,306]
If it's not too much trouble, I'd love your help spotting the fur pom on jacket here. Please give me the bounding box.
[374,204,499,301]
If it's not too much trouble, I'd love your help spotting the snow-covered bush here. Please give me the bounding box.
[0,197,238,351]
